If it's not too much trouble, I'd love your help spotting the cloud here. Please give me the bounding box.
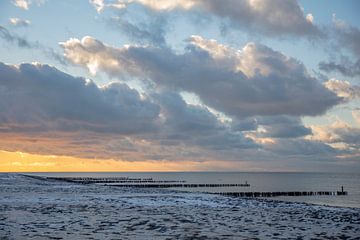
[231,118,257,132]
[0,26,66,65]
[89,0,127,13]
[308,124,340,144]
[306,13,314,24]
[0,60,349,167]
[12,0,45,10]
[0,62,160,135]
[0,62,163,160]
[0,61,258,160]
[353,110,360,125]
[319,57,360,78]
[265,139,336,157]
[99,0,319,37]
[324,79,360,101]
[9,18,31,27]
[332,16,360,57]
[12,0,30,10]
[151,91,257,150]
[308,120,360,156]
[319,15,360,78]
[61,35,341,118]
[334,127,360,148]
[0,26,34,48]
[256,116,312,138]
[109,13,168,46]
[90,0,106,12]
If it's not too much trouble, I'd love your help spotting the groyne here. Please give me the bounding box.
[22,175,348,197]
[217,191,347,197]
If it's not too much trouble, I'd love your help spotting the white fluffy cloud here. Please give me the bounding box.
[12,0,30,10]
[12,0,45,10]
[61,35,340,118]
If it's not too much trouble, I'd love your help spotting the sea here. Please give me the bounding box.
[25,172,360,209]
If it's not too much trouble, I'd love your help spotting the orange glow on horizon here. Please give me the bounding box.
[0,150,256,172]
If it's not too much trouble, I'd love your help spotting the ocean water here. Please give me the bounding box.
[26,172,360,208]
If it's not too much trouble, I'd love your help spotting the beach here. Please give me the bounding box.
[0,173,359,239]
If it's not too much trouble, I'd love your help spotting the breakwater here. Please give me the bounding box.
[22,175,250,187]
[22,175,348,197]
[217,191,347,197]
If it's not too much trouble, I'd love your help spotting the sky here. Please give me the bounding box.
[0,0,360,172]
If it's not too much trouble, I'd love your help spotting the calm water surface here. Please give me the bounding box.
[27,172,360,208]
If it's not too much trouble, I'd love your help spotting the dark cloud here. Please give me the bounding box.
[112,18,166,46]
[231,118,258,132]
[338,25,360,56]
[319,58,360,78]
[334,128,360,148]
[0,61,258,159]
[0,61,352,166]
[319,19,360,78]
[152,91,257,150]
[108,9,168,46]
[0,62,160,135]
[257,116,312,138]
[196,0,320,37]
[0,26,67,65]
[155,92,224,133]
[266,139,336,156]
[0,26,34,48]
[61,35,341,118]
[0,62,159,160]
[102,0,320,37]
[230,115,311,139]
